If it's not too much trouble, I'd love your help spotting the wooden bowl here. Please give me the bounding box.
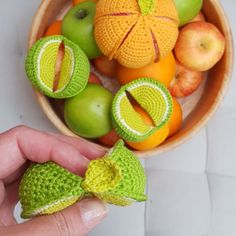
[29,0,233,158]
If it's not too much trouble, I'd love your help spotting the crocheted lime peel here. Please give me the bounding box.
[19,162,85,219]
[25,35,90,98]
[112,78,173,142]
[82,140,147,206]
[19,141,147,218]
[138,0,155,15]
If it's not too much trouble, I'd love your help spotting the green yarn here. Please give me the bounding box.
[138,0,155,15]
[82,140,147,205]
[112,78,173,142]
[25,35,90,99]
[19,162,85,219]
[19,140,147,218]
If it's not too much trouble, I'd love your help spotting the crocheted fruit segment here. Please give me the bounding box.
[83,140,147,205]
[112,78,173,142]
[19,162,85,218]
[19,141,147,218]
[25,35,90,98]
[94,0,179,68]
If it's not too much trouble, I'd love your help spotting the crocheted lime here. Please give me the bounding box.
[112,78,173,142]
[25,35,90,98]
[19,140,147,218]
[94,0,179,68]
[19,162,85,219]
[82,140,147,205]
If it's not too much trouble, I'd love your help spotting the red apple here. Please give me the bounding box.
[98,129,120,147]
[190,11,206,23]
[169,61,204,97]
[174,21,225,71]
[94,56,118,78]
[88,72,102,85]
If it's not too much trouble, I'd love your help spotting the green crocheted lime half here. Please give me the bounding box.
[19,162,85,219]
[112,78,173,142]
[82,140,147,206]
[19,140,147,218]
[25,35,90,98]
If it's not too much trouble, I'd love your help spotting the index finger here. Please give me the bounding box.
[0,126,103,180]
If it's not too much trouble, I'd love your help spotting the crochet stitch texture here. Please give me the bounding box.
[94,0,179,68]
[112,78,173,142]
[19,140,147,218]
[25,35,90,98]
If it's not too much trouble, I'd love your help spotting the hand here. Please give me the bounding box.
[0,126,108,236]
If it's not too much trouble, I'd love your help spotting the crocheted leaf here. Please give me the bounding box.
[138,0,155,15]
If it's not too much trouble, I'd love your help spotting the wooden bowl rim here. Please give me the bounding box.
[28,0,234,158]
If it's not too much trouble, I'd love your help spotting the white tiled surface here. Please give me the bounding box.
[0,0,235,236]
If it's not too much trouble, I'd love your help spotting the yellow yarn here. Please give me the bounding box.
[94,0,179,68]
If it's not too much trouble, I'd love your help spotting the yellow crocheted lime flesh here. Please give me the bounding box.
[83,140,147,206]
[39,40,60,90]
[39,41,74,93]
[112,78,173,142]
[127,82,171,127]
[82,159,122,193]
[119,94,152,135]
[94,0,179,68]
[57,46,74,92]
[38,196,79,215]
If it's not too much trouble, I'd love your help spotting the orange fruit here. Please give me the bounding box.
[98,129,120,147]
[168,98,183,137]
[94,56,118,78]
[73,0,97,5]
[45,20,62,36]
[88,72,102,85]
[126,105,169,151]
[116,52,176,87]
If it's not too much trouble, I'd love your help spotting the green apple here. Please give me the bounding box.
[62,1,101,59]
[174,0,203,26]
[64,84,113,138]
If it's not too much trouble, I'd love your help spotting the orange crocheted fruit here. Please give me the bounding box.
[94,0,179,68]
[116,52,176,87]
[126,105,169,150]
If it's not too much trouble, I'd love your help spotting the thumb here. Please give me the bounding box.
[7,199,108,236]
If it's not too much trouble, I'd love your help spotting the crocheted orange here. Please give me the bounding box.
[94,0,179,68]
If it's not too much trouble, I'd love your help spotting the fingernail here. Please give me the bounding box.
[79,199,108,229]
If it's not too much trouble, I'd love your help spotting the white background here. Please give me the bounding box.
[0,0,235,235]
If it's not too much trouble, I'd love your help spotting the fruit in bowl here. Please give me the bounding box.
[27,0,233,156]
[94,0,179,68]
[64,84,113,138]
[174,0,203,26]
[62,1,101,59]
[174,21,226,71]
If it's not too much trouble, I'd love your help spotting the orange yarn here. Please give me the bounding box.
[94,0,179,68]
